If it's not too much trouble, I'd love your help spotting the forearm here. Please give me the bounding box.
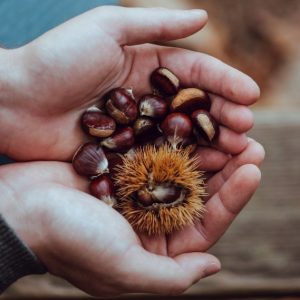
[0,168,47,292]
[0,48,27,156]
[0,215,46,293]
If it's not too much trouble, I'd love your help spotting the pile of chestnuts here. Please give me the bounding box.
[72,67,219,233]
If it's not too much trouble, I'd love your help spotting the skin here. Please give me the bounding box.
[0,6,265,296]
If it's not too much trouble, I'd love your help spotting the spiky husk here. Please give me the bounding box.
[114,144,206,235]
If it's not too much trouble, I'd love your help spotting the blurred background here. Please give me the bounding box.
[1,0,300,299]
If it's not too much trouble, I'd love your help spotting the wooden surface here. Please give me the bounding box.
[2,111,300,298]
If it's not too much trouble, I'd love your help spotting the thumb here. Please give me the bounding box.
[97,6,208,46]
[122,246,220,294]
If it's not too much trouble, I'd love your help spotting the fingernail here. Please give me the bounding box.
[203,262,221,278]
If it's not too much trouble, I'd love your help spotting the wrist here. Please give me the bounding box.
[0,216,46,292]
[0,165,46,258]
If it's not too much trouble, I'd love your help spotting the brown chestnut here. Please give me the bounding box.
[150,67,180,96]
[191,110,219,142]
[81,107,116,138]
[152,184,184,204]
[89,174,117,206]
[170,88,211,113]
[101,127,135,152]
[133,117,158,138]
[136,187,154,207]
[135,184,185,207]
[153,136,167,148]
[161,113,193,147]
[72,142,108,177]
[106,152,124,177]
[105,88,138,124]
[139,95,168,118]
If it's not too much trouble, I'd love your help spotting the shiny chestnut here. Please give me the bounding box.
[136,184,185,207]
[81,107,116,138]
[150,67,180,96]
[72,142,108,177]
[106,152,124,177]
[139,95,168,118]
[170,88,211,113]
[191,110,219,142]
[151,184,184,204]
[105,88,138,124]
[133,117,158,139]
[161,113,193,147]
[89,174,116,206]
[101,127,135,152]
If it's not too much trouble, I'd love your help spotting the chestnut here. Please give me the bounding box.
[72,142,108,177]
[135,184,185,207]
[139,95,168,118]
[153,136,167,148]
[89,174,117,206]
[106,152,124,177]
[152,184,184,204]
[101,127,135,152]
[81,107,116,138]
[136,187,154,207]
[150,67,180,96]
[161,113,193,147]
[170,88,211,113]
[133,117,158,138]
[191,110,219,142]
[105,88,138,124]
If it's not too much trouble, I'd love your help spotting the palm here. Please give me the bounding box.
[137,138,264,256]
[2,147,262,263]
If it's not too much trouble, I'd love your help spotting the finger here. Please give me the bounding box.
[0,161,89,192]
[207,139,265,197]
[196,164,261,249]
[193,147,230,172]
[158,47,260,104]
[167,164,261,256]
[213,126,248,154]
[210,94,254,133]
[121,246,220,294]
[99,6,208,46]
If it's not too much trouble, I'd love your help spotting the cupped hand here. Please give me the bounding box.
[139,137,265,256]
[0,6,259,161]
[0,162,220,296]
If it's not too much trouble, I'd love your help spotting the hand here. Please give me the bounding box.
[0,162,220,296]
[139,137,265,256]
[0,6,259,161]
